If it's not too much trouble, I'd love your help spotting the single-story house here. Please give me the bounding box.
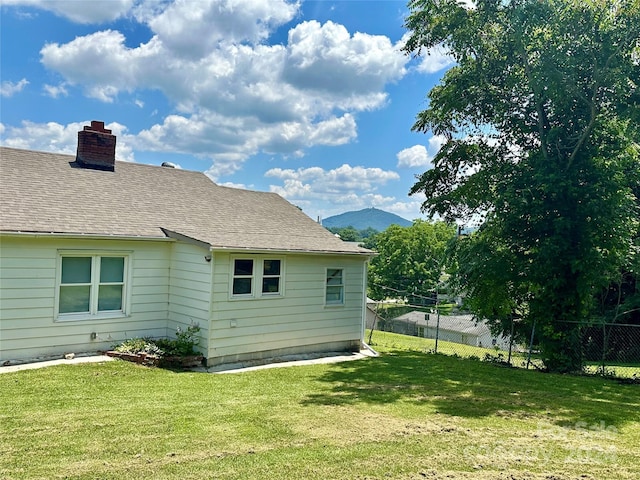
[388,311,512,350]
[0,121,373,366]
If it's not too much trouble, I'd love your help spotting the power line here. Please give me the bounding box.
[370,282,439,302]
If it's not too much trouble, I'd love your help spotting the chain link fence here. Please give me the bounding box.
[366,302,640,380]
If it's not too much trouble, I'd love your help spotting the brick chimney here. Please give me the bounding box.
[76,121,116,171]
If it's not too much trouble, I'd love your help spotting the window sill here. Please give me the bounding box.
[230,294,283,301]
[55,312,128,322]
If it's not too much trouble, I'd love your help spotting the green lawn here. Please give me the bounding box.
[2,331,639,479]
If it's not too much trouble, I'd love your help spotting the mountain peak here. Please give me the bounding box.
[322,208,412,231]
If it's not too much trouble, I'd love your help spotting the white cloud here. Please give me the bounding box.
[396,33,455,75]
[43,83,68,98]
[267,164,399,194]
[0,120,135,162]
[283,20,406,97]
[40,30,154,101]
[416,46,455,74]
[218,181,252,190]
[310,114,357,145]
[148,0,299,58]
[261,163,430,221]
[36,6,410,171]
[397,145,428,168]
[3,0,135,23]
[265,164,401,218]
[133,110,358,180]
[397,135,446,169]
[1,78,29,97]
[384,199,425,220]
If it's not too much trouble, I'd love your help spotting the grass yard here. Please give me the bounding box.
[369,329,536,364]
[1,331,639,480]
[369,329,640,379]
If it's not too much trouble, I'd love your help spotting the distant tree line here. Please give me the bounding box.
[326,226,380,243]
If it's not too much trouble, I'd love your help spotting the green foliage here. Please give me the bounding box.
[327,225,379,243]
[367,220,456,301]
[112,325,201,358]
[404,0,640,372]
[113,337,163,356]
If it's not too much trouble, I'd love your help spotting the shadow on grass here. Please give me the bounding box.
[302,350,640,429]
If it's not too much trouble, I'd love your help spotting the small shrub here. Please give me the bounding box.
[113,337,163,356]
[111,324,201,359]
[483,352,512,367]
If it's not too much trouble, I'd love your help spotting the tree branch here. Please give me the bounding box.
[565,36,631,171]
[518,44,551,163]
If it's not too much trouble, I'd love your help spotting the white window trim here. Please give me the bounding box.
[55,250,132,322]
[260,258,284,297]
[230,257,255,299]
[230,256,285,300]
[325,267,345,307]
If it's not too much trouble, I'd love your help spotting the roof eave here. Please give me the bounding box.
[210,245,375,257]
[0,230,174,242]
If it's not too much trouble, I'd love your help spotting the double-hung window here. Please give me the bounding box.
[231,257,283,298]
[232,259,254,295]
[261,259,281,295]
[57,253,128,319]
[325,268,344,305]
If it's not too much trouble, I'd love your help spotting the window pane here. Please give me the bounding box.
[61,257,91,284]
[263,259,281,276]
[100,257,124,283]
[326,286,343,303]
[233,278,252,295]
[59,285,90,313]
[326,269,343,285]
[98,284,123,311]
[234,259,253,276]
[262,277,280,294]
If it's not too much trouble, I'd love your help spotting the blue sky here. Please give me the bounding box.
[1,0,453,222]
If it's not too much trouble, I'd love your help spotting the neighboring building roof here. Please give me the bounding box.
[394,311,491,337]
[0,146,371,255]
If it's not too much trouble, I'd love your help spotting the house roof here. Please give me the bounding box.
[393,311,492,337]
[0,146,371,255]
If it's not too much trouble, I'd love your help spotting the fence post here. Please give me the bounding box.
[507,316,515,365]
[434,307,440,353]
[367,302,378,345]
[600,321,609,375]
[526,319,536,369]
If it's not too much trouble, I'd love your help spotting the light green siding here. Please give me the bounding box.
[208,252,366,364]
[1,235,368,366]
[0,236,171,361]
[167,242,211,355]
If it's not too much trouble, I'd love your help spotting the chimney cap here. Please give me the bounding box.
[84,120,112,134]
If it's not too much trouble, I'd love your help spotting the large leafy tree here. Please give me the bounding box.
[404,0,640,372]
[368,221,456,303]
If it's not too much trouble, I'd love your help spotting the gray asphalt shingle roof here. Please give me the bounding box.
[0,146,370,254]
